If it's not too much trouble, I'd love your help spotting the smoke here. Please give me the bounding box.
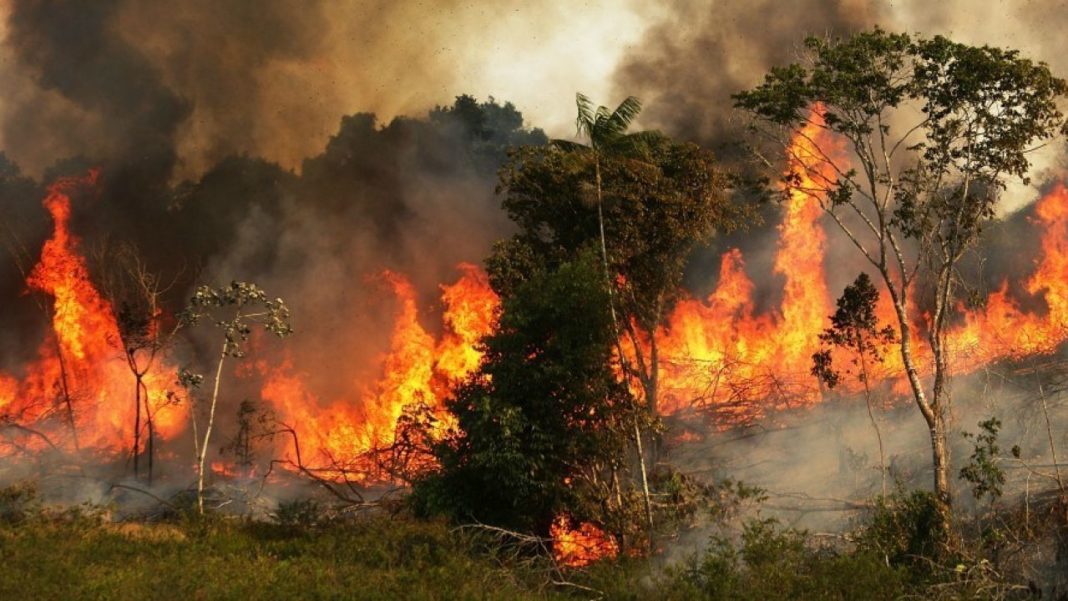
[0,0,652,182]
[612,0,881,154]
[667,364,1068,545]
[4,1,189,185]
[0,0,553,473]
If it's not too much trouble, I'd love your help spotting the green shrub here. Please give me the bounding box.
[857,490,946,577]
[0,481,39,524]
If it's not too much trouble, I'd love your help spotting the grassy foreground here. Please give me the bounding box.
[0,509,906,601]
[0,491,1058,600]
[0,513,556,600]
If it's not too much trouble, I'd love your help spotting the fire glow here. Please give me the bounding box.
[0,171,185,455]
[2,112,1068,563]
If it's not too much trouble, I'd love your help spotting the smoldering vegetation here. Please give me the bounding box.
[668,359,1068,524]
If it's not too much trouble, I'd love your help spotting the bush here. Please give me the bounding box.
[659,519,906,601]
[856,490,947,577]
[0,481,40,524]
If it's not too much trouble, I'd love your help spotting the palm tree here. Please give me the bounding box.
[552,93,650,294]
[552,93,656,538]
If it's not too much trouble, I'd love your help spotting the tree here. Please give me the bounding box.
[495,98,745,536]
[92,239,182,483]
[811,273,895,497]
[220,398,271,476]
[550,93,652,320]
[413,253,644,545]
[735,28,1068,531]
[180,281,292,514]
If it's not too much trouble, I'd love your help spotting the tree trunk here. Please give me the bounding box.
[856,335,887,498]
[142,380,155,485]
[593,156,655,539]
[54,339,79,450]
[889,289,952,534]
[197,349,227,515]
[132,368,142,478]
[929,410,952,519]
[632,418,655,541]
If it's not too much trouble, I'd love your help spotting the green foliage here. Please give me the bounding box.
[0,496,1051,600]
[273,498,323,530]
[637,519,907,601]
[856,490,947,574]
[737,27,1068,531]
[413,252,639,535]
[0,514,551,601]
[496,131,743,335]
[735,28,1068,253]
[811,273,895,388]
[555,93,658,158]
[182,281,293,359]
[651,469,767,533]
[960,418,1007,503]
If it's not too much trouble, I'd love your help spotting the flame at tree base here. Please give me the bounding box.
[551,515,620,567]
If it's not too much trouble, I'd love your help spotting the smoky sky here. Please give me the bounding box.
[2,0,1068,393]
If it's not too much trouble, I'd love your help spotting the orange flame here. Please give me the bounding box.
[951,183,1068,367]
[654,110,1068,419]
[550,515,619,567]
[257,109,1068,471]
[0,171,184,454]
[260,264,499,477]
[7,118,1068,485]
[655,108,842,417]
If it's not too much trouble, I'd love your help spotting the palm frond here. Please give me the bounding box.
[588,105,611,148]
[603,96,643,138]
[575,93,596,139]
[550,139,591,153]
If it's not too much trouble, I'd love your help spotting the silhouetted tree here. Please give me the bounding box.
[812,273,896,496]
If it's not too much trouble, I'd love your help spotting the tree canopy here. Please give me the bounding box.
[413,252,638,535]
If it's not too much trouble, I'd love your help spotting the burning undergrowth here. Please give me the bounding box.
[3,103,1068,531]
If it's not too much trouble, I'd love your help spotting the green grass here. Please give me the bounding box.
[0,513,555,600]
[0,498,1041,600]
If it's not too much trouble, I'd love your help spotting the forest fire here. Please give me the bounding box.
[0,172,185,455]
[653,115,1068,420]
[259,263,498,478]
[655,107,846,416]
[4,5,1068,594]
[4,118,1068,472]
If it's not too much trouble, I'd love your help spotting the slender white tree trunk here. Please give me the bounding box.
[197,349,227,515]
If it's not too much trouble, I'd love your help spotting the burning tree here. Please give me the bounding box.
[735,29,1068,532]
[180,282,292,514]
[91,239,182,483]
[414,252,646,552]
